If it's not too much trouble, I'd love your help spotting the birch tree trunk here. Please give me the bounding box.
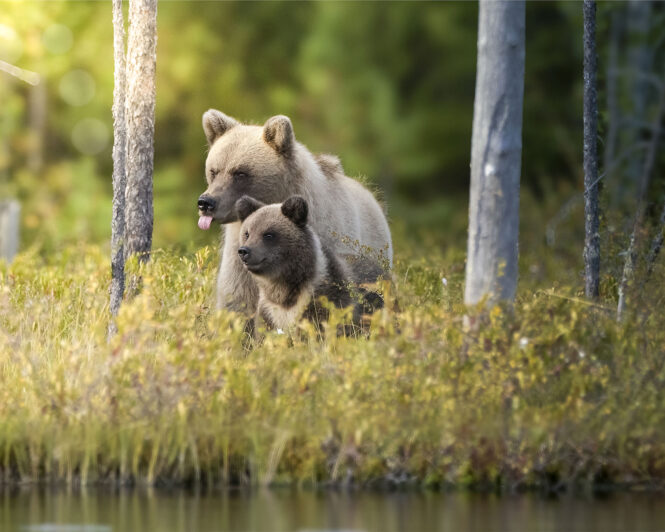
[617,85,665,321]
[109,0,128,336]
[583,0,600,299]
[464,0,525,306]
[124,0,157,265]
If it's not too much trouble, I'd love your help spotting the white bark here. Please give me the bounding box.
[464,0,525,306]
[109,0,128,335]
[124,0,157,263]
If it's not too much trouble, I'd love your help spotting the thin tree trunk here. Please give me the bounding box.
[109,0,128,337]
[583,0,600,299]
[623,0,653,194]
[28,81,46,175]
[605,6,623,208]
[124,0,157,268]
[617,81,665,321]
[645,201,665,281]
[0,200,20,262]
[464,0,525,306]
[627,0,652,122]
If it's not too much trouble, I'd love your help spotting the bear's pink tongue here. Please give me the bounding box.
[198,215,213,231]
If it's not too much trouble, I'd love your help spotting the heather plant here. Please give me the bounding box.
[2,228,665,490]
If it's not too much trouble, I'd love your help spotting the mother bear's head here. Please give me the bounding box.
[197,110,301,230]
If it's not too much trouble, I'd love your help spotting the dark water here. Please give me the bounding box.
[3,488,665,532]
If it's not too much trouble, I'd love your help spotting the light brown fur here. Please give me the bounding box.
[198,110,393,313]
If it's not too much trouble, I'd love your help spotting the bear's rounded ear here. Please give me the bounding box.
[281,196,308,228]
[235,195,265,222]
[263,115,294,156]
[203,109,239,146]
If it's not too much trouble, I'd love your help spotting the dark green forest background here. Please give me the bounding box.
[0,2,657,266]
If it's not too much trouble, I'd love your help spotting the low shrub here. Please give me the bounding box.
[1,241,664,491]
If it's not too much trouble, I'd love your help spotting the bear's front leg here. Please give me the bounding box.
[216,222,259,313]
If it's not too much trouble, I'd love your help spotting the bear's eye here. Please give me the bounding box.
[233,170,248,180]
[263,232,275,241]
[244,231,249,240]
[210,169,219,179]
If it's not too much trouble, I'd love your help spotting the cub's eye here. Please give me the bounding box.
[233,170,248,180]
[210,169,219,178]
[263,232,275,241]
[244,231,249,240]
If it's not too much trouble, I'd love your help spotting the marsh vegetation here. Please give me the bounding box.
[2,205,665,490]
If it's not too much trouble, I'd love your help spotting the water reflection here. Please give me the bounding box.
[3,488,665,532]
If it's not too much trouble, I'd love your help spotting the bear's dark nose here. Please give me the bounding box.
[198,195,216,212]
[237,246,250,262]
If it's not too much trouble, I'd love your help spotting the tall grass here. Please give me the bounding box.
[1,229,665,490]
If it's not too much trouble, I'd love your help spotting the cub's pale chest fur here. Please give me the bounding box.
[259,287,315,331]
[256,237,328,330]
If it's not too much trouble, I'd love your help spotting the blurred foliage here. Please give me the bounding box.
[0,1,609,253]
[1,217,665,488]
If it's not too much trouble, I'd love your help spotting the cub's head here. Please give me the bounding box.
[235,195,316,284]
[197,110,299,231]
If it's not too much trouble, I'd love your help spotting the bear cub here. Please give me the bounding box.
[235,195,382,334]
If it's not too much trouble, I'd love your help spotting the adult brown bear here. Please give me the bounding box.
[197,110,392,313]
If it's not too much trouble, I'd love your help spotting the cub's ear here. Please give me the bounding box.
[235,196,265,222]
[203,109,239,146]
[281,196,308,228]
[263,115,294,156]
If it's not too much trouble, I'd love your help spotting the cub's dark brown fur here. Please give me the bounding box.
[235,195,381,334]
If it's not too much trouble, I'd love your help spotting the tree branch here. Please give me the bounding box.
[0,59,40,85]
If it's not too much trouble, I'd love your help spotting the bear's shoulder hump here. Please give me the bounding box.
[314,154,344,179]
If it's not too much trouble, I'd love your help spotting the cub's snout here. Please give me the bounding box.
[237,245,267,274]
[237,246,250,262]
